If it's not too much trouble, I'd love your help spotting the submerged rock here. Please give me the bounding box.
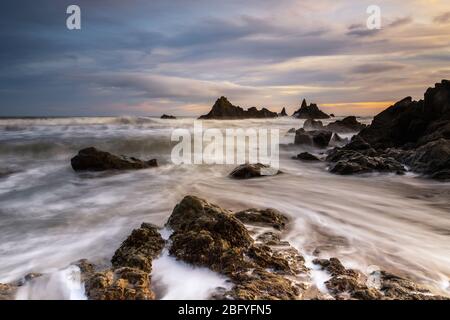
[293,99,330,119]
[160,114,176,119]
[199,97,278,119]
[229,163,281,179]
[71,147,158,172]
[293,152,321,162]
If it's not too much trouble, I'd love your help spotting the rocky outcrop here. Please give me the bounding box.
[313,258,448,300]
[293,99,330,119]
[293,152,321,162]
[82,223,165,300]
[325,116,366,133]
[71,147,158,172]
[327,80,450,180]
[329,133,349,147]
[0,283,17,300]
[166,196,307,300]
[199,97,278,120]
[229,163,281,179]
[279,107,288,116]
[160,114,176,119]
[295,129,332,148]
[303,119,324,130]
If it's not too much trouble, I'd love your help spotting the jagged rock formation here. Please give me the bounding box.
[295,129,333,148]
[279,107,288,116]
[71,147,158,172]
[327,80,450,180]
[293,99,330,119]
[199,97,278,119]
[325,116,366,133]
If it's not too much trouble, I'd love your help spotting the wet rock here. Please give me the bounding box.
[303,119,324,130]
[0,283,17,300]
[294,129,332,148]
[83,223,164,300]
[279,107,288,116]
[325,116,366,133]
[229,163,281,179]
[329,154,405,175]
[71,147,158,172]
[112,223,165,273]
[293,99,330,119]
[330,114,335,117]
[287,128,296,134]
[199,97,278,119]
[329,133,349,147]
[160,114,176,119]
[293,152,321,162]
[84,267,154,300]
[166,196,307,300]
[234,208,289,230]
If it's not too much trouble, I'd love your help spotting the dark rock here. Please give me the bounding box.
[294,129,332,148]
[329,133,349,147]
[329,154,405,175]
[166,196,307,300]
[229,163,281,179]
[160,114,176,119]
[293,152,321,162]
[359,80,450,149]
[83,223,164,300]
[303,119,324,130]
[279,107,288,116]
[287,128,296,133]
[292,99,330,119]
[199,97,278,119]
[234,208,289,230]
[330,114,335,117]
[112,223,165,273]
[71,147,158,172]
[325,116,366,133]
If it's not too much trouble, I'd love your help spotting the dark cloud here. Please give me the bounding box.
[389,17,412,28]
[434,12,450,24]
[351,63,405,74]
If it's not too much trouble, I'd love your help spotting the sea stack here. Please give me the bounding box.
[198,96,278,120]
[292,99,330,119]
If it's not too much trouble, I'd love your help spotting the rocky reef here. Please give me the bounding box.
[293,99,330,119]
[199,97,278,120]
[160,114,176,119]
[71,147,158,172]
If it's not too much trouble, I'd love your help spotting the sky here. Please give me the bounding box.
[0,0,449,117]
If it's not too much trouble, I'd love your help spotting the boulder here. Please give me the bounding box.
[234,208,289,230]
[329,154,405,175]
[0,283,17,300]
[325,116,366,133]
[229,163,281,179]
[166,196,307,300]
[303,119,324,130]
[71,147,157,172]
[199,97,278,119]
[293,152,321,162]
[83,223,165,300]
[287,128,296,134]
[294,129,332,148]
[292,99,330,119]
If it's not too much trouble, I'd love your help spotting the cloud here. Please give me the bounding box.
[434,12,450,24]
[351,63,405,74]
[389,17,413,28]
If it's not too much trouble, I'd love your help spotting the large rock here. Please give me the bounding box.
[279,107,288,116]
[166,196,307,300]
[229,163,281,179]
[293,152,321,162]
[71,147,158,172]
[83,223,165,300]
[358,80,450,149]
[325,116,366,133]
[0,283,17,300]
[303,119,324,130]
[295,129,332,148]
[199,97,278,120]
[292,99,330,119]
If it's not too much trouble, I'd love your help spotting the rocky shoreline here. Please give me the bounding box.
[2,195,447,300]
